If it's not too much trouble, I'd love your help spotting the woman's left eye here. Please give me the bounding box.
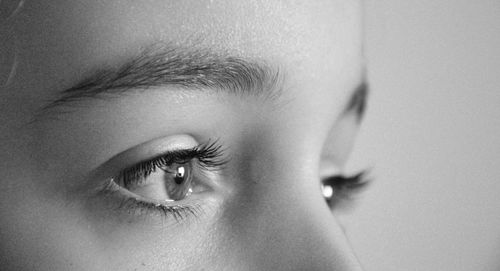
[321,171,371,210]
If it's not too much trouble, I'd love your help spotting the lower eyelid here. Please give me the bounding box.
[88,177,220,225]
[117,197,204,222]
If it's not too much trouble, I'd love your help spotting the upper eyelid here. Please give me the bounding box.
[119,149,199,182]
[117,139,227,182]
[98,134,199,168]
[126,148,198,169]
[83,135,200,187]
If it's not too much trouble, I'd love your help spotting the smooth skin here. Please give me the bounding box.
[0,1,365,270]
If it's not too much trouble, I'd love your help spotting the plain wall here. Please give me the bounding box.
[345,1,500,270]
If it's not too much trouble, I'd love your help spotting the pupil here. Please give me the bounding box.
[174,166,185,185]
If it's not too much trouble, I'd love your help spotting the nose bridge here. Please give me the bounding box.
[224,148,363,270]
[252,182,363,270]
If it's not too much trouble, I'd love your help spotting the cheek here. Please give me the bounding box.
[0,27,16,87]
[0,193,104,270]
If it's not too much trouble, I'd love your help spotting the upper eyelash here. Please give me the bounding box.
[322,170,371,203]
[118,139,228,186]
[323,171,370,191]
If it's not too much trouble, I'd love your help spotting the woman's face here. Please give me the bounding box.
[0,0,366,270]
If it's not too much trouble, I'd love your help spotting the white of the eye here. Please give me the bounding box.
[321,184,334,199]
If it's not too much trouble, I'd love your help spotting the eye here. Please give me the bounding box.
[98,139,228,220]
[117,161,195,202]
[321,171,370,210]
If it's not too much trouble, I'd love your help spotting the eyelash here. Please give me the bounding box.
[102,140,227,220]
[322,171,371,209]
[114,197,204,222]
[119,140,227,187]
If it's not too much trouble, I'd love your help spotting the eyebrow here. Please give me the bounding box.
[38,44,368,121]
[40,45,283,115]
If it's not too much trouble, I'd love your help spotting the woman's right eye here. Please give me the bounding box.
[98,139,228,220]
[118,160,196,202]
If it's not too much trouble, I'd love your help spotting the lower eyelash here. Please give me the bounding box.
[117,197,203,222]
[98,179,203,222]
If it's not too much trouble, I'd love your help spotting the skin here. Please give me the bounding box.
[0,0,365,270]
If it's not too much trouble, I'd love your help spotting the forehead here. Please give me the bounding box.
[2,2,365,138]
[23,0,359,53]
[14,0,361,92]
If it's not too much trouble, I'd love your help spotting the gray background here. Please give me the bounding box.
[347,1,500,270]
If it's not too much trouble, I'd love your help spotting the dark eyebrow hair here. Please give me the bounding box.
[36,44,368,121]
[39,44,283,116]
